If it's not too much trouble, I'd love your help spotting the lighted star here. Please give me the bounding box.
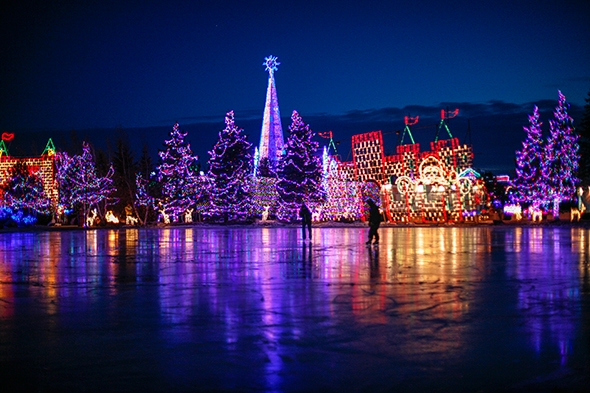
[263,55,280,74]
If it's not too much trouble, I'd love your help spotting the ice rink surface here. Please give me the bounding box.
[1,225,589,392]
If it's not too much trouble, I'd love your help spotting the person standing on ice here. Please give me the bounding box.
[366,199,382,245]
[299,202,312,240]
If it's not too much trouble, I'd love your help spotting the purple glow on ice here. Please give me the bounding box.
[0,226,588,391]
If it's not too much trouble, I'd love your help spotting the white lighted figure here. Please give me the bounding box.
[160,211,170,224]
[531,209,543,223]
[504,204,522,221]
[86,209,98,227]
[184,208,193,223]
[571,207,582,222]
[261,206,270,221]
[578,187,584,211]
[125,204,138,225]
[105,211,119,224]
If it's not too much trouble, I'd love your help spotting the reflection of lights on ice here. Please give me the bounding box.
[0,226,586,379]
[510,227,582,365]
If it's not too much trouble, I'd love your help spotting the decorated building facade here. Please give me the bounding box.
[332,116,488,223]
[0,138,58,206]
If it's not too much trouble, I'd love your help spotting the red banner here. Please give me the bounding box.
[1,132,14,141]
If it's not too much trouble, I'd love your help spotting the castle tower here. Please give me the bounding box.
[257,55,284,170]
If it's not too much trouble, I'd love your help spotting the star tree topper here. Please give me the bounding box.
[263,55,280,75]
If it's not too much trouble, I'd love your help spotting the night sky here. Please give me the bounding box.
[1,0,589,173]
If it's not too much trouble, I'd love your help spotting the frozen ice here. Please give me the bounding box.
[1,225,589,392]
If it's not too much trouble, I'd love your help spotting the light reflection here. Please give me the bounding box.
[0,226,585,390]
[511,227,582,367]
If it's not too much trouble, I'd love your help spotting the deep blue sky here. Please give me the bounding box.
[1,0,589,172]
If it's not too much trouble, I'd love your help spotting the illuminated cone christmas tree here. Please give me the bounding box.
[255,55,285,175]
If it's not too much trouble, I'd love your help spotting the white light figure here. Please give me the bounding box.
[156,202,170,224]
[86,209,98,227]
[125,204,137,225]
[261,205,270,221]
[184,208,194,223]
[571,207,582,222]
[160,211,170,224]
[105,210,119,224]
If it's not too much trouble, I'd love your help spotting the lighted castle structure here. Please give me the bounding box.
[0,137,59,206]
[329,110,488,223]
[253,55,285,175]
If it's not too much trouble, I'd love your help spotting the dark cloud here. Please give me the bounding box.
[5,100,584,175]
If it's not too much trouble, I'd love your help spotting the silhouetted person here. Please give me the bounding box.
[299,202,312,240]
[366,199,382,245]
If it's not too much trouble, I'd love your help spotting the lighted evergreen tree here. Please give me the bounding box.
[55,151,76,216]
[207,111,253,221]
[542,91,580,218]
[276,110,325,221]
[55,141,116,226]
[133,145,158,225]
[95,147,119,218]
[135,173,155,225]
[0,161,52,226]
[156,122,200,222]
[577,89,590,185]
[512,106,545,208]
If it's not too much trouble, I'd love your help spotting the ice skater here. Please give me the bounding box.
[299,202,312,240]
[366,199,382,245]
